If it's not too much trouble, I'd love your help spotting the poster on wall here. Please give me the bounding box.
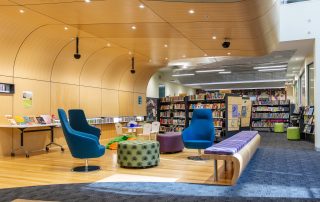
[146,97,158,122]
[232,104,239,118]
[22,91,32,108]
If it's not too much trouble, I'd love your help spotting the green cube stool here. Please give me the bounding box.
[274,123,284,133]
[117,140,160,168]
[287,127,300,140]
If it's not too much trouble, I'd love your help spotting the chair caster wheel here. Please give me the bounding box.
[61,148,65,152]
[11,152,15,157]
[45,147,49,152]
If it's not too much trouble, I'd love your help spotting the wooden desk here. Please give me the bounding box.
[0,124,64,158]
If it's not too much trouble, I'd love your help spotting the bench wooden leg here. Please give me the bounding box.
[214,159,218,181]
[224,160,227,171]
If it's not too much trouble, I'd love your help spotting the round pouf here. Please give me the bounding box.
[274,123,284,133]
[117,140,160,168]
[287,127,300,140]
[157,132,184,153]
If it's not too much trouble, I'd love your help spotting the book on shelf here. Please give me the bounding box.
[40,115,52,124]
[14,116,25,125]
[304,106,314,115]
[4,115,17,125]
[36,116,46,124]
[189,94,205,101]
[253,100,290,106]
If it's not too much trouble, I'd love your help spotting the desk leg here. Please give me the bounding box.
[11,128,29,158]
[214,160,218,181]
[45,126,64,152]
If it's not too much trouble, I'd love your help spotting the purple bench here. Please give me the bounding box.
[204,131,258,155]
[203,131,260,185]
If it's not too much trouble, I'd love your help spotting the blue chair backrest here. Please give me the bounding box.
[69,109,89,132]
[189,109,215,141]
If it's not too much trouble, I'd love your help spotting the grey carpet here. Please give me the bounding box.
[1,132,320,202]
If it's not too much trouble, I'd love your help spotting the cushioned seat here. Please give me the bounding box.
[117,140,160,168]
[157,132,184,153]
[274,123,285,133]
[287,127,300,140]
[204,131,258,155]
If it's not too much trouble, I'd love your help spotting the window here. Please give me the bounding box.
[308,63,314,106]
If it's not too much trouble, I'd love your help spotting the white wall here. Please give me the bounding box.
[146,72,195,98]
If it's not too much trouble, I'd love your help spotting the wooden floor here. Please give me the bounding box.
[0,140,232,189]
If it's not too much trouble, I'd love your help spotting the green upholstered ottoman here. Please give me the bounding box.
[287,127,300,140]
[274,123,284,133]
[117,140,160,168]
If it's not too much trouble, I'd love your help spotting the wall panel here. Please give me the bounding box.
[133,93,146,116]
[51,82,79,116]
[102,89,119,117]
[118,91,134,116]
[79,86,102,118]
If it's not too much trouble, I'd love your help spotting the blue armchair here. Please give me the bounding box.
[68,109,101,139]
[58,109,105,172]
[182,109,215,160]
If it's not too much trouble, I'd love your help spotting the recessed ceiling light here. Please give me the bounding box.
[164,44,168,48]
[129,51,132,55]
[182,55,186,58]
[19,9,25,13]
[131,25,136,30]
[172,73,195,77]
[196,69,225,73]
[253,64,287,70]
[219,71,231,74]
[204,54,207,57]
[139,4,145,8]
[212,36,217,40]
[188,9,195,14]
[258,68,287,72]
[165,57,168,60]
[149,59,152,63]
[106,43,111,47]
[84,0,91,3]
[64,26,68,30]
[227,52,231,55]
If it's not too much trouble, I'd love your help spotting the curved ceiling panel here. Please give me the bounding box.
[101,55,133,90]
[0,6,56,76]
[14,25,84,80]
[80,48,127,88]
[133,66,159,93]
[51,37,108,85]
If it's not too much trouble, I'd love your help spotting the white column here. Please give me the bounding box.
[314,38,320,151]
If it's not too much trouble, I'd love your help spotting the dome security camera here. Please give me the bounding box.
[222,38,231,48]
[130,69,136,74]
[74,53,81,59]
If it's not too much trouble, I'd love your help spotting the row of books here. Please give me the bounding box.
[160,126,184,133]
[206,92,225,100]
[304,106,314,115]
[173,111,185,118]
[189,111,224,118]
[0,83,11,93]
[253,100,290,105]
[252,113,289,119]
[160,96,184,103]
[189,103,225,110]
[252,106,290,112]
[188,119,223,127]
[160,111,171,118]
[252,121,289,128]
[5,115,54,125]
[189,94,205,101]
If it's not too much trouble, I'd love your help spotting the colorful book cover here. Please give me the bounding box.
[28,116,38,125]
[23,116,32,125]
[36,117,46,124]
[14,116,25,125]
[40,115,52,124]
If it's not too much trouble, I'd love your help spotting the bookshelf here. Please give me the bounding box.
[251,100,290,131]
[188,92,226,140]
[302,106,314,142]
[159,96,186,133]
[0,83,14,94]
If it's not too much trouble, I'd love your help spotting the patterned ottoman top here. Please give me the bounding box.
[204,131,258,155]
[119,140,158,146]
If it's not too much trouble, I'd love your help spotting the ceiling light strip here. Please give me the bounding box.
[253,65,287,70]
[205,86,285,91]
[218,71,231,74]
[196,69,225,73]
[184,79,289,86]
[172,73,195,77]
[258,68,287,72]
